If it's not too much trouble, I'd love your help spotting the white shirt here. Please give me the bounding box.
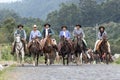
[45,28,49,37]
[63,31,66,37]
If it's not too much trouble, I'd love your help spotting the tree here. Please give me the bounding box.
[2,17,17,43]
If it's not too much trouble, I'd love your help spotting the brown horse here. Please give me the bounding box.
[43,36,55,65]
[73,34,87,65]
[29,38,42,66]
[87,48,95,64]
[95,35,111,64]
[59,36,72,65]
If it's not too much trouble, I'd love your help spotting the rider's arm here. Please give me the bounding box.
[41,28,44,38]
[59,31,62,38]
[29,31,32,42]
[98,32,102,40]
[14,30,17,37]
[37,30,42,38]
[23,30,27,40]
[49,29,54,36]
[67,31,71,39]
[81,29,85,38]
[73,30,76,37]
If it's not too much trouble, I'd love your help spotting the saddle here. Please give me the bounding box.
[96,40,103,51]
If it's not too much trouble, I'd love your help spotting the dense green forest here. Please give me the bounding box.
[0,0,120,54]
[0,0,105,19]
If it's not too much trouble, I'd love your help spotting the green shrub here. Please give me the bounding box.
[1,44,14,61]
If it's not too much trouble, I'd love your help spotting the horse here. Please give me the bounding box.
[73,34,87,65]
[87,48,95,64]
[29,38,42,66]
[59,36,71,65]
[14,34,25,66]
[95,35,111,64]
[43,36,55,65]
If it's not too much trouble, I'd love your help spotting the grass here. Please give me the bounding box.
[0,65,15,80]
[114,58,120,64]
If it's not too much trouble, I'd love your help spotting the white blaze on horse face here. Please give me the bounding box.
[52,39,57,45]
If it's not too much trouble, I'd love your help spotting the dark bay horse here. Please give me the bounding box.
[74,34,87,65]
[59,36,72,65]
[43,36,55,65]
[29,38,42,66]
[95,35,111,64]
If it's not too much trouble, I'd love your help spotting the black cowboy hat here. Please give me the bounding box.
[44,23,51,27]
[61,26,67,29]
[18,24,24,28]
[99,26,105,30]
[76,24,82,28]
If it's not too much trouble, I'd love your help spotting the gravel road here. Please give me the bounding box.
[6,64,120,80]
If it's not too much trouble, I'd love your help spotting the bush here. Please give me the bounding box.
[0,44,13,61]
[115,58,120,64]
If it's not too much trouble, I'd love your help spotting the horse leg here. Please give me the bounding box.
[56,52,60,64]
[62,54,65,65]
[32,53,36,66]
[16,50,20,65]
[21,49,25,66]
[45,54,47,64]
[76,53,79,65]
[67,53,69,65]
[46,53,50,65]
[80,53,82,65]
[95,54,99,64]
[36,53,39,66]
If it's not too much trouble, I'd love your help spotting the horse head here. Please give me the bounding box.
[75,33,83,47]
[45,36,52,47]
[15,34,21,43]
[100,34,108,53]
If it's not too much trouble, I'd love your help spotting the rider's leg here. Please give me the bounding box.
[107,41,111,53]
[94,40,100,52]
[22,40,26,53]
[11,41,16,53]
[43,38,47,48]
[82,39,87,48]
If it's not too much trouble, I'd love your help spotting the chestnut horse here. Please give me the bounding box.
[95,35,111,64]
[43,36,55,65]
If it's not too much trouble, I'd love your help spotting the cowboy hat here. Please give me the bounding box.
[44,23,51,27]
[18,24,24,28]
[76,24,82,28]
[99,26,105,30]
[61,26,67,29]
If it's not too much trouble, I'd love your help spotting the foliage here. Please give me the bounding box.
[114,58,120,64]
[46,0,120,27]
[0,44,14,61]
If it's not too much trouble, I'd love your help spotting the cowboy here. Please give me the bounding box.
[94,26,111,53]
[59,26,71,40]
[41,23,55,48]
[73,24,87,48]
[58,26,72,51]
[28,25,42,48]
[11,24,27,54]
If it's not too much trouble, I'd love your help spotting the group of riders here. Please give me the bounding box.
[11,23,111,59]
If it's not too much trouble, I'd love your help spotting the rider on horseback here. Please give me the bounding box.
[41,23,56,48]
[58,26,71,51]
[94,26,111,53]
[11,24,27,54]
[73,24,87,49]
[28,25,42,48]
